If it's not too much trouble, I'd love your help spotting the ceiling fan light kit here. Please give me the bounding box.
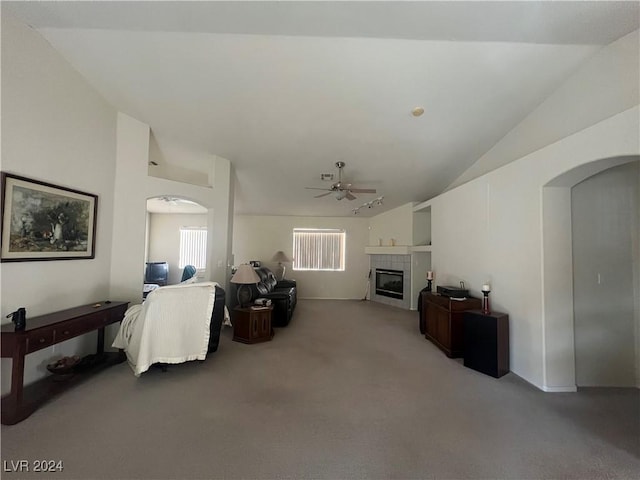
[305,161,377,204]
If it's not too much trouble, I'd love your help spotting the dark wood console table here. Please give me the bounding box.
[1,301,128,425]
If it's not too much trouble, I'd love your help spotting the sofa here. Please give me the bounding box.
[248,267,297,327]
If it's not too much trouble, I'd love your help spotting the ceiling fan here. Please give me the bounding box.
[305,161,377,201]
[157,196,199,206]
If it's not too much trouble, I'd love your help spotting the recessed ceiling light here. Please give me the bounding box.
[412,107,425,117]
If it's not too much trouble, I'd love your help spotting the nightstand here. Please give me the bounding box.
[232,306,274,344]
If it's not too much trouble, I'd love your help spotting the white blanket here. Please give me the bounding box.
[113,282,218,376]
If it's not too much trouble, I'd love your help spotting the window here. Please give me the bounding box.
[292,228,345,271]
[179,227,207,269]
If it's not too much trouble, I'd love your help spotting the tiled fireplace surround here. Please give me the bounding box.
[370,254,411,309]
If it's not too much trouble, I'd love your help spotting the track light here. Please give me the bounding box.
[352,196,384,214]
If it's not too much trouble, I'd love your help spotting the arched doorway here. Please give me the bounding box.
[145,196,209,287]
[541,155,639,390]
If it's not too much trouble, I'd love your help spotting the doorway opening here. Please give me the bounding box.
[542,155,639,390]
[145,196,209,290]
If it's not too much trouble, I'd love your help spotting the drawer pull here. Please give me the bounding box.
[64,330,70,335]
[39,338,46,343]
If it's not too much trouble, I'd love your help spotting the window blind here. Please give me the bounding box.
[292,228,345,271]
[179,227,207,269]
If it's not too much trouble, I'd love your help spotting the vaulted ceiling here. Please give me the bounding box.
[5,1,639,216]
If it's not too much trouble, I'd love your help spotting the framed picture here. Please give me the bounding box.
[1,173,98,262]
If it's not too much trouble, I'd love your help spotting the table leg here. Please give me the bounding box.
[1,341,26,424]
[97,327,105,355]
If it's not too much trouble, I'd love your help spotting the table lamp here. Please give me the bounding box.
[230,264,261,308]
[272,250,292,280]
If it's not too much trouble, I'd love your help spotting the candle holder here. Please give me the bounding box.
[481,288,491,315]
[426,279,432,292]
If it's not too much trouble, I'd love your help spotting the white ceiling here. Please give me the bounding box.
[5,1,639,217]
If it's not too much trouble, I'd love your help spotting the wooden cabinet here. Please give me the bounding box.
[422,292,481,357]
[463,310,509,378]
[232,306,274,344]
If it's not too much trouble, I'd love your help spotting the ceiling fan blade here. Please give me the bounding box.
[305,187,331,191]
[345,192,357,201]
[314,192,332,198]
[349,188,377,194]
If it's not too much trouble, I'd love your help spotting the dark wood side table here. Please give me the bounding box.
[422,292,482,358]
[463,310,510,378]
[1,301,129,425]
[232,305,274,344]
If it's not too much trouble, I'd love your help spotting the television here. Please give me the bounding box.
[145,262,169,286]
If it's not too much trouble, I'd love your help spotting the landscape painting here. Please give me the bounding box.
[1,173,97,261]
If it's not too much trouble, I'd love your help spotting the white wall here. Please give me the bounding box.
[428,109,639,391]
[572,162,638,386]
[148,213,208,285]
[368,203,414,246]
[234,215,370,299]
[109,113,235,306]
[450,30,640,189]
[1,14,117,392]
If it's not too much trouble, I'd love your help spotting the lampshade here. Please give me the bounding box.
[271,251,292,263]
[230,264,260,284]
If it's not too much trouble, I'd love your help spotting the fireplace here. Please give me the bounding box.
[375,268,404,299]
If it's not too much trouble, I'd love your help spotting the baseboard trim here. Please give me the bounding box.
[509,371,578,393]
[541,385,578,393]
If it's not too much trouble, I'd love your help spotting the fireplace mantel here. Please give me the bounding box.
[365,245,431,255]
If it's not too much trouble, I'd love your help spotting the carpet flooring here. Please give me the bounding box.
[1,299,638,479]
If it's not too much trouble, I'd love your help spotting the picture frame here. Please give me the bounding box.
[1,173,98,262]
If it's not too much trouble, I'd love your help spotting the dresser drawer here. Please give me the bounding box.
[25,329,55,353]
[54,321,94,342]
[84,311,111,329]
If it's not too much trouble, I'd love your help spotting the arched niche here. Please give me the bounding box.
[541,155,639,391]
